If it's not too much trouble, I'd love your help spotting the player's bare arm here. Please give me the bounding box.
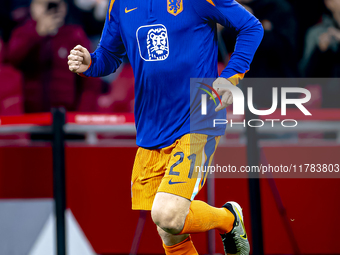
[68,45,91,73]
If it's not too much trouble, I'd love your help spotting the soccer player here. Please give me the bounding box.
[68,0,263,253]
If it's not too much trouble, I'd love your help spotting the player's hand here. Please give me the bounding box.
[211,77,233,112]
[68,45,91,73]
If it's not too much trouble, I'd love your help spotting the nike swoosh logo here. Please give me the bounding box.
[234,206,248,240]
[168,179,186,185]
[125,7,137,13]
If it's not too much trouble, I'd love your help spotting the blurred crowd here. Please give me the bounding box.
[0,0,339,116]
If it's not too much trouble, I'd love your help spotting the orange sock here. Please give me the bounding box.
[163,236,198,255]
[179,200,235,235]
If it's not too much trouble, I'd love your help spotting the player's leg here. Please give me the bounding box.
[151,192,235,240]
[131,144,197,254]
[152,134,233,235]
[131,146,168,211]
[151,192,237,255]
[158,226,197,255]
[152,192,235,236]
[152,192,196,254]
[157,226,189,246]
[152,193,249,254]
[151,134,249,254]
[131,135,249,254]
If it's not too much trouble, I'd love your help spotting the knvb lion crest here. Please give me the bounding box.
[147,27,169,60]
[136,24,169,61]
[167,0,183,16]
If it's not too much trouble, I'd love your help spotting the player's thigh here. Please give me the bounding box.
[131,147,169,210]
[158,133,220,201]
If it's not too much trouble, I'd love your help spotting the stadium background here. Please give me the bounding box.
[0,0,340,254]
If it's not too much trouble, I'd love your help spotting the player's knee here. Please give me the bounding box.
[151,204,185,234]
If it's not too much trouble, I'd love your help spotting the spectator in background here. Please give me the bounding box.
[301,0,340,77]
[70,0,108,43]
[7,0,101,113]
[0,0,31,42]
[74,0,108,23]
[223,0,298,78]
[0,35,24,115]
[300,0,340,108]
[287,0,326,61]
[221,0,298,108]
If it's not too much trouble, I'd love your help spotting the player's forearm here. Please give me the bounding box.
[220,18,264,80]
[82,46,123,77]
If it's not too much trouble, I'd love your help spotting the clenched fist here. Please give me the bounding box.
[68,45,91,73]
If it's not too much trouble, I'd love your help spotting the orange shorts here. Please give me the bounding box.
[131,133,220,210]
